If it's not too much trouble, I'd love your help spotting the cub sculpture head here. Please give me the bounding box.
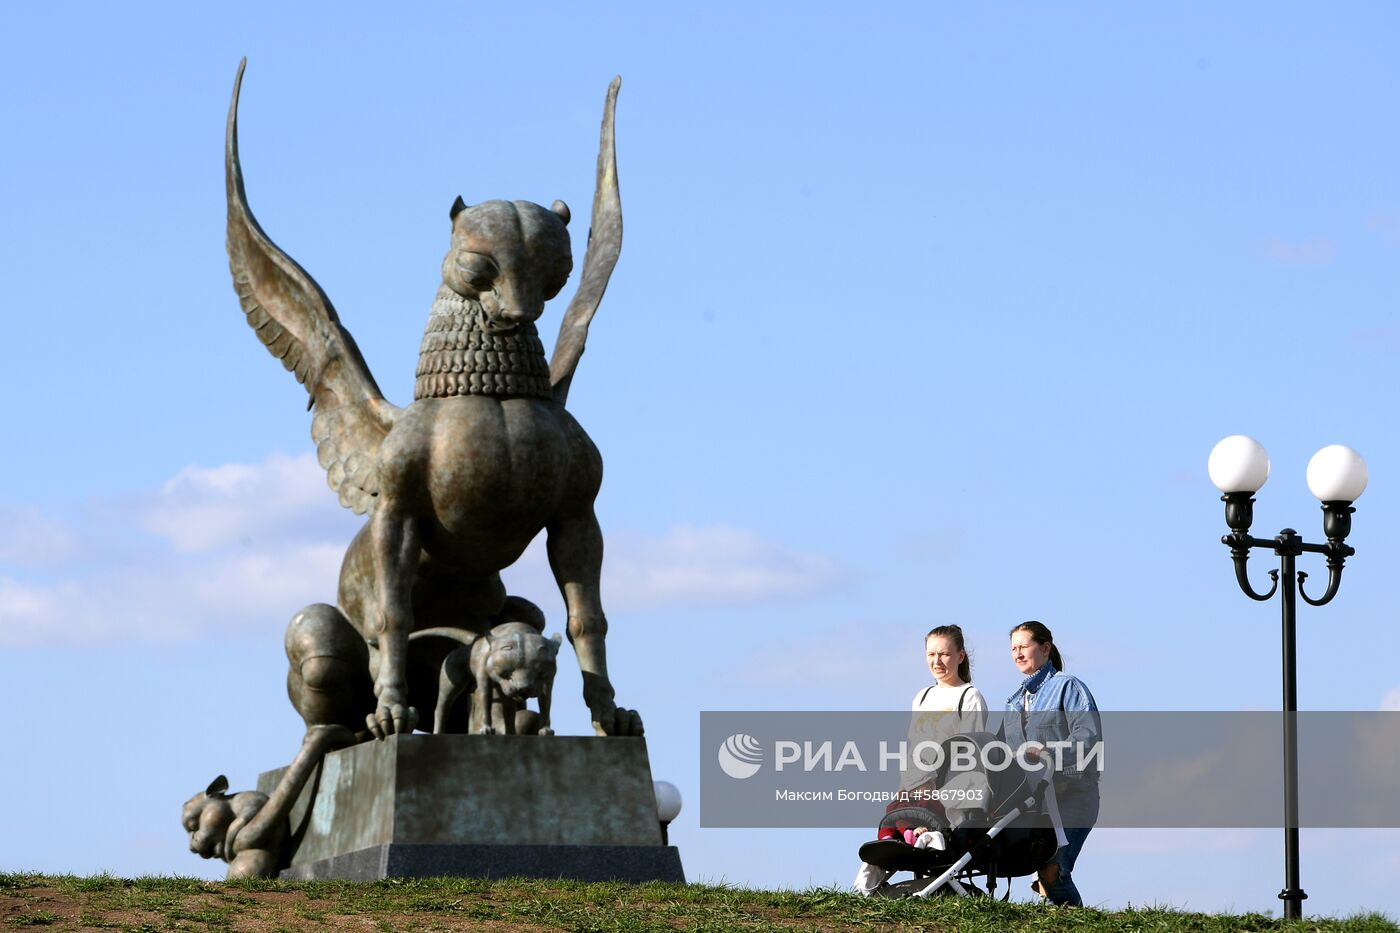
[181,775,241,860]
[481,621,562,701]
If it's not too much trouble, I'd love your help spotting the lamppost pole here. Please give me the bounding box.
[1278,535,1302,916]
[1209,437,1368,922]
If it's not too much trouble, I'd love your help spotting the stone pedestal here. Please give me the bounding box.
[256,734,684,883]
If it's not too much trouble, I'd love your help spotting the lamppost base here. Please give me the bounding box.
[1278,887,1308,919]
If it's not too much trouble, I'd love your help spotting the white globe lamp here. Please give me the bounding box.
[654,780,682,845]
[1306,445,1368,503]
[1208,435,1271,494]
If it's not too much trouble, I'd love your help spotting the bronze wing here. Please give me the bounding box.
[548,77,623,408]
[225,59,399,515]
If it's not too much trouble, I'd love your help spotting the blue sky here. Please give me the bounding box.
[2,1,1399,919]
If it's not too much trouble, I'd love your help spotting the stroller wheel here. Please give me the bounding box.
[880,877,985,899]
[874,879,926,898]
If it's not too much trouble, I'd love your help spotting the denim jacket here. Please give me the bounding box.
[999,663,1103,789]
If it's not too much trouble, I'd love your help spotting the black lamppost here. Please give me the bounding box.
[1208,435,1369,921]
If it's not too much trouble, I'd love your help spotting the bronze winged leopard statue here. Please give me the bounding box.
[225,60,640,738]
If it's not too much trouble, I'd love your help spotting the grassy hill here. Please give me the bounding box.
[2,874,1395,932]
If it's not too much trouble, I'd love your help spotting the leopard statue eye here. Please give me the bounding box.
[456,254,498,291]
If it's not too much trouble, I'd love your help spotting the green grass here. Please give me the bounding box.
[0,873,1395,932]
[5,910,59,927]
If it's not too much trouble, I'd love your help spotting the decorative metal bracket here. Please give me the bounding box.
[1218,495,1355,605]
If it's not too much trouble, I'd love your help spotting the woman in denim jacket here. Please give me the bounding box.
[1000,621,1102,907]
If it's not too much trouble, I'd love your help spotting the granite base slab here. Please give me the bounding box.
[257,734,684,883]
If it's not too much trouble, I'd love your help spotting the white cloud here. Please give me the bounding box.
[0,452,356,647]
[186,544,346,617]
[607,525,849,609]
[0,542,345,648]
[2,458,848,647]
[0,576,67,631]
[504,524,850,612]
[0,506,79,566]
[1381,686,1400,711]
[143,452,346,552]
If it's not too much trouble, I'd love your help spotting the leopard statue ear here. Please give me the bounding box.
[206,775,230,797]
[550,200,570,226]
[450,196,468,221]
[549,632,563,651]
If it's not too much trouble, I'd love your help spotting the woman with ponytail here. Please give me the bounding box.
[1003,621,1101,907]
[900,625,989,794]
[853,624,988,895]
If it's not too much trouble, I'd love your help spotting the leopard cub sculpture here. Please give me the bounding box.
[432,621,562,736]
[224,59,640,739]
[181,726,356,878]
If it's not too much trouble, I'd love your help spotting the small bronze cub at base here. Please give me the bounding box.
[434,621,561,735]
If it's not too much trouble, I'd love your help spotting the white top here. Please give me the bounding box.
[911,682,988,715]
[900,682,989,791]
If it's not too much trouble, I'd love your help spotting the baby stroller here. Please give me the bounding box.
[855,732,1066,899]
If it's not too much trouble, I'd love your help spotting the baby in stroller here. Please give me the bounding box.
[854,731,1067,899]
